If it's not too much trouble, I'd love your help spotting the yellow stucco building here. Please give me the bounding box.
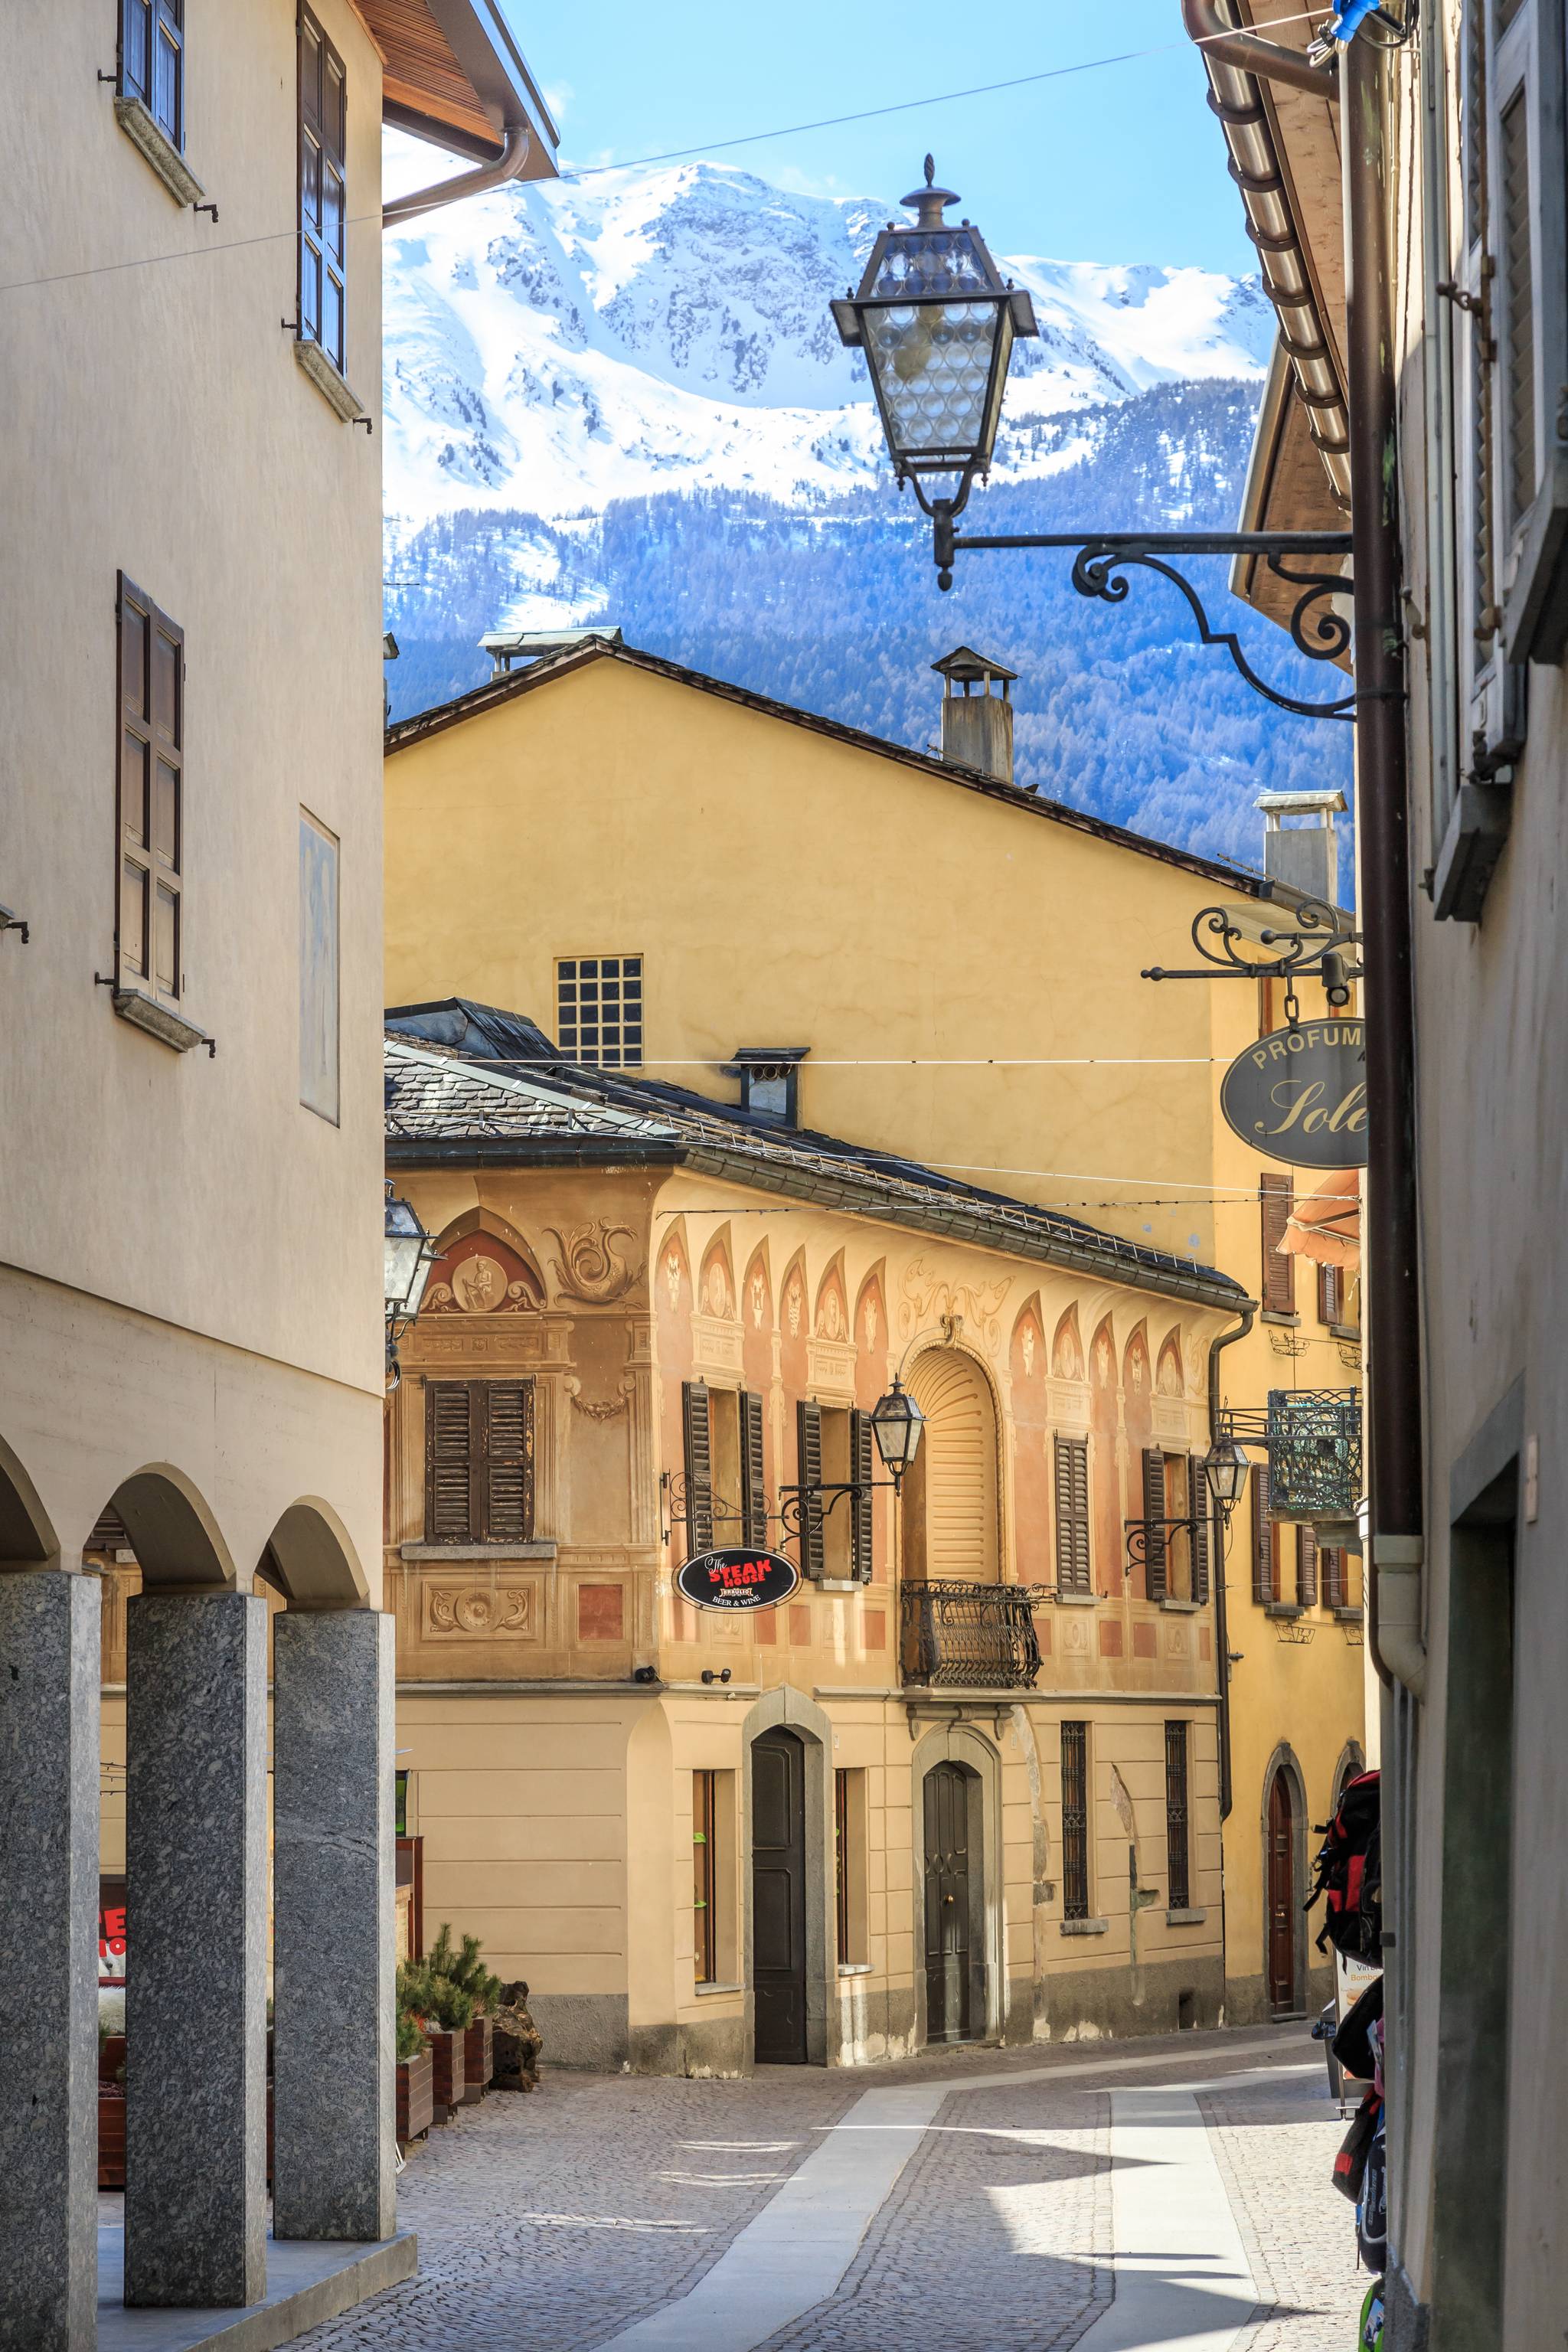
[383,639,1367,2056]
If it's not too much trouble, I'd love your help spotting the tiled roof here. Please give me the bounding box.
[385,1028,1250,1313]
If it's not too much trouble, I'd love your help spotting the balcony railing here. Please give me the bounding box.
[1265,1387,1362,1520]
[900,1579,1044,1690]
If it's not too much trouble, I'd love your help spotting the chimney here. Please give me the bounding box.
[1256,787,1346,907]
[933,645,1018,785]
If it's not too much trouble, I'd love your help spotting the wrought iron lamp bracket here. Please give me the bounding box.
[1142,898,1363,1017]
[1122,1514,1209,1578]
[929,521,1355,721]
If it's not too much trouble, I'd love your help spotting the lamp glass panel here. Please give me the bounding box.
[863,299,1001,463]
[871,1388,926,1471]
[384,1192,427,1312]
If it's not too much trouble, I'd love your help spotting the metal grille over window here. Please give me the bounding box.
[693,1771,717,1984]
[1061,1721,1090,1920]
[1054,1436,1092,1594]
[1165,1722,1191,1911]
[556,955,643,1069]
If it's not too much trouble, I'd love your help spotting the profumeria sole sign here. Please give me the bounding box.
[1220,1019,1367,1168]
[675,1546,802,1612]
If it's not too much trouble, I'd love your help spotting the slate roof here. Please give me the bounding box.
[385,1009,1250,1315]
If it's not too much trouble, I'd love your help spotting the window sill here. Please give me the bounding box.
[1054,1591,1099,1608]
[837,1962,873,1978]
[294,335,368,424]
[1260,1311,1302,1328]
[400,1541,557,1562]
[1333,1606,1365,1625]
[1166,1906,1208,1927]
[1328,1324,1361,1342]
[694,1980,743,1999]
[815,1577,864,1595]
[1060,1916,1109,1937]
[114,95,206,207]
[1263,1602,1304,1620]
[112,987,211,1056]
[1159,1598,1203,1614]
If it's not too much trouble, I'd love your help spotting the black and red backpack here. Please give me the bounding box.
[1305,1768,1381,1961]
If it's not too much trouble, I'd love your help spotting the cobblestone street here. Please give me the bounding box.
[294,2029,1368,2352]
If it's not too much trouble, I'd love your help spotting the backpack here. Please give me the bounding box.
[1357,2113,1388,2274]
[1305,1768,1382,1961]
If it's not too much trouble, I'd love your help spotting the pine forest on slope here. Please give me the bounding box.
[382,155,1353,870]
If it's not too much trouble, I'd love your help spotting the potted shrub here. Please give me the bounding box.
[98,1992,126,2190]
[426,1925,501,2105]
[396,1992,434,2144]
[397,1961,471,2123]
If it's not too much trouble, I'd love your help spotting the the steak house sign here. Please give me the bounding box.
[1221,1020,1367,1170]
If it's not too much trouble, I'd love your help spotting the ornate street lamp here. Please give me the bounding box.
[384,1180,437,1389]
[831,159,1357,720]
[831,157,1037,507]
[869,1379,926,1494]
[1201,1432,1250,1522]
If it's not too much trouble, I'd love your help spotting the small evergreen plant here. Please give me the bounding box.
[425,1922,501,2018]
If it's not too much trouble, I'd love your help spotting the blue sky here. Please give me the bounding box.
[503,0,1258,276]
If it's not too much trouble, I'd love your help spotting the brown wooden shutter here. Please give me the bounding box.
[740,1390,767,1548]
[1142,1449,1167,1601]
[1252,1463,1275,1604]
[1296,1523,1318,1609]
[1317,1261,1343,1325]
[682,1381,714,1554]
[850,1408,874,1582]
[483,1383,534,1543]
[1321,1544,1347,1611]
[1259,1175,1295,1315]
[796,1400,825,1579]
[116,576,184,1004]
[1500,85,1535,529]
[1054,1436,1091,1594]
[1189,1455,1211,1606]
[426,1383,475,1540]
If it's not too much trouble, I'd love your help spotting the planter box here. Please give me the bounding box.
[461,2015,494,2105]
[426,2027,466,2120]
[397,2046,434,2143]
[98,2088,126,2189]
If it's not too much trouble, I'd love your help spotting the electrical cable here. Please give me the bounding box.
[1,11,1328,297]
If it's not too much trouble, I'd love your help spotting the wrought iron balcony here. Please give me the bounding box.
[1264,1388,1363,1520]
[900,1579,1044,1691]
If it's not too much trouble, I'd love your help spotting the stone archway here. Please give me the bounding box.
[910,1720,1004,2048]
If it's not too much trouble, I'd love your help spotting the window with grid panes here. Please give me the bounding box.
[298,8,347,377]
[1061,1721,1090,1919]
[1165,1722,1191,1911]
[121,0,183,146]
[556,955,643,1068]
[116,577,184,1008]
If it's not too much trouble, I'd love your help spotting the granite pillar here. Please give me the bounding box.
[125,1591,266,2308]
[0,1570,99,2352]
[272,1608,396,2243]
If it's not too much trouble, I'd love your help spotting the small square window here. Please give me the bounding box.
[556,956,643,1070]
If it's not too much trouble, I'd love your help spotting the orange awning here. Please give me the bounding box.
[1276,1169,1361,1269]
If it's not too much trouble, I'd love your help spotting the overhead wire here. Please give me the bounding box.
[1,11,1330,297]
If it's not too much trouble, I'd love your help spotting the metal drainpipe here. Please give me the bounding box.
[1342,37,1425,1698]
[1181,0,1340,98]
[384,122,531,228]
[1208,1302,1256,1821]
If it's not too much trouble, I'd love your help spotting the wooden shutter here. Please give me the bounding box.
[426,1383,475,1540]
[1142,1448,1167,1602]
[1259,1175,1294,1315]
[1317,1261,1343,1326]
[1053,1436,1091,1595]
[796,1401,825,1579]
[1296,1523,1318,1609]
[1252,1464,1276,1604]
[850,1408,874,1582]
[1321,1544,1347,1611]
[740,1390,767,1548]
[1189,1456,1211,1606]
[116,576,183,1005]
[1499,83,1536,531]
[483,1383,534,1543]
[682,1381,714,1554]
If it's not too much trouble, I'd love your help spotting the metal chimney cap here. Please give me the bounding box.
[1254,787,1347,817]
[932,644,1018,694]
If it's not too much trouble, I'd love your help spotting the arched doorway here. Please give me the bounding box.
[1266,1768,1301,2015]
[752,1726,808,2063]
[923,1759,985,2043]
[900,1348,999,1583]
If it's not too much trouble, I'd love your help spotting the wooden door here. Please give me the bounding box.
[1267,1771,1298,2014]
[752,1729,808,2063]
[923,1762,981,2044]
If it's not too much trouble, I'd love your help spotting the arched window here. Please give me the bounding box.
[900,1349,999,1582]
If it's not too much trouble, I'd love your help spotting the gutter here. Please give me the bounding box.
[1184,0,1352,508]
[383,122,531,228]
[1208,1301,1257,1821]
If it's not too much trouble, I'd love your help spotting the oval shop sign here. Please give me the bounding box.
[1220,1019,1367,1170]
[675,1546,802,1613]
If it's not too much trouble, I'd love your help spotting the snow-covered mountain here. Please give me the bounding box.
[382,157,1276,531]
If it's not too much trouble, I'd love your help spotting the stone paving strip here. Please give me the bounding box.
[1199,2072,1370,2352]
[293,2029,1333,2352]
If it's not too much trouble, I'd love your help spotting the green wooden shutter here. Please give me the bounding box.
[850,1408,874,1582]
[740,1390,768,1547]
[426,1382,475,1540]
[1142,1449,1167,1602]
[1189,1455,1211,1606]
[682,1380,714,1553]
[796,1400,825,1579]
[483,1382,534,1543]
